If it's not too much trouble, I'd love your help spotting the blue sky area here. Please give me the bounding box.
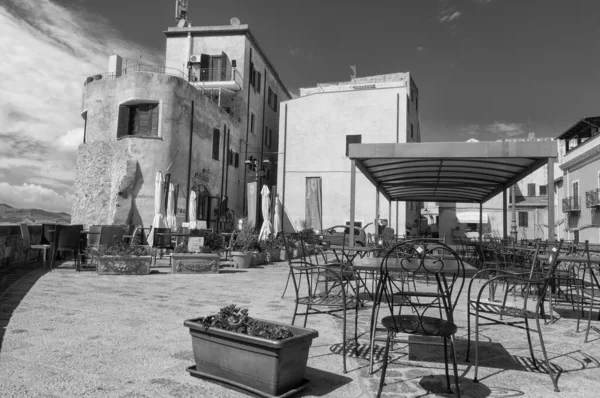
[1,0,599,212]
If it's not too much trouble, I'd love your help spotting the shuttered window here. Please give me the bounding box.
[264,126,272,148]
[268,87,273,108]
[212,128,220,160]
[539,185,547,196]
[346,134,362,156]
[234,152,239,168]
[256,72,262,93]
[117,103,159,138]
[273,94,278,112]
[518,212,528,227]
[527,183,536,196]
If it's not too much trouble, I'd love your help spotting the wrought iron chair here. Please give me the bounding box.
[49,224,84,270]
[282,232,359,373]
[465,239,564,392]
[19,223,52,269]
[370,238,466,397]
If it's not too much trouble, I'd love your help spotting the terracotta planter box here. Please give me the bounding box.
[251,251,266,266]
[184,317,318,396]
[231,251,252,268]
[171,253,220,274]
[96,256,152,275]
[266,249,281,263]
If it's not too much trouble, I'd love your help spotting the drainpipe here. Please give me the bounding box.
[185,100,194,222]
[511,185,518,242]
[218,123,227,232]
[242,49,253,217]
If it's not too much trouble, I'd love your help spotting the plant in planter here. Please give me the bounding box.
[260,237,281,263]
[87,241,155,275]
[184,304,318,396]
[171,230,224,274]
[230,217,257,269]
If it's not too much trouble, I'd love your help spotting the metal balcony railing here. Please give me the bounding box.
[188,68,242,87]
[562,196,581,212]
[586,188,600,208]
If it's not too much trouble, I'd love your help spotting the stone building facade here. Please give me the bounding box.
[72,21,290,230]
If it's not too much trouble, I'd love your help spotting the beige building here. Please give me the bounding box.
[556,117,600,243]
[72,18,290,230]
[277,73,421,237]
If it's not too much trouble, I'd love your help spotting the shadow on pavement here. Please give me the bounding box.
[0,264,49,353]
[300,366,353,397]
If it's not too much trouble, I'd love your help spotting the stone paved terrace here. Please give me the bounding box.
[2,258,600,397]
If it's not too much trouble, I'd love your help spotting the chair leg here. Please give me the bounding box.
[450,335,461,397]
[342,304,348,373]
[376,331,392,398]
[465,303,472,362]
[291,300,299,325]
[535,317,559,392]
[281,269,292,298]
[524,319,537,368]
[473,309,480,383]
[443,337,451,393]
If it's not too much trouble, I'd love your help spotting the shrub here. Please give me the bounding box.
[197,305,293,340]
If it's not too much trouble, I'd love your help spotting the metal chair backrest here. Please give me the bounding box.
[87,225,103,248]
[152,227,173,249]
[19,223,32,250]
[99,226,125,247]
[41,223,56,245]
[379,238,466,326]
[54,225,83,251]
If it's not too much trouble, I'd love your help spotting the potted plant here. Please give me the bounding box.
[170,229,224,274]
[230,217,256,269]
[88,241,155,275]
[184,305,318,396]
[261,236,281,263]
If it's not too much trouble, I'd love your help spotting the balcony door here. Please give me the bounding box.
[573,181,579,202]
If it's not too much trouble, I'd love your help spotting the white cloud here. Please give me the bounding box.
[0,182,72,213]
[439,11,462,23]
[486,122,526,137]
[0,0,162,213]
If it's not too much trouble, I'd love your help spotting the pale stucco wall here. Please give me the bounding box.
[73,72,244,228]
[277,85,415,236]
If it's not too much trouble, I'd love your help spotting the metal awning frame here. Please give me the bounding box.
[347,141,558,244]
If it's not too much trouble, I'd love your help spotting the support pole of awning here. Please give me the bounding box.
[548,157,555,242]
[479,202,483,243]
[350,160,356,246]
[502,186,508,241]
[375,187,380,234]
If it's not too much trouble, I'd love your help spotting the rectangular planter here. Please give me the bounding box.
[171,253,220,274]
[184,317,318,396]
[96,256,152,275]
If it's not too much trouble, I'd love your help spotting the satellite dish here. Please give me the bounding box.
[230,17,241,26]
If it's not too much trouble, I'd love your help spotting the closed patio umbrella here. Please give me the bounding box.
[166,183,177,230]
[273,195,282,236]
[258,185,272,241]
[147,171,166,247]
[188,189,197,229]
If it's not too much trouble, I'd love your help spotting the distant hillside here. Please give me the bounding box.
[0,203,71,225]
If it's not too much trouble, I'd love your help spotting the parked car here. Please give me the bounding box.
[315,225,367,246]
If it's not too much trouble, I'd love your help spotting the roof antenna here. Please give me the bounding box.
[175,0,189,27]
[350,65,357,80]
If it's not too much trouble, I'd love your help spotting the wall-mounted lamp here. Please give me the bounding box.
[244,157,271,179]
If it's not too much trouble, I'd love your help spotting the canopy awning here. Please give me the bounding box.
[348,141,557,203]
[456,211,488,223]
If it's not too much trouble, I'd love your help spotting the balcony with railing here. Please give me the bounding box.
[562,196,581,213]
[586,189,600,208]
[189,67,242,91]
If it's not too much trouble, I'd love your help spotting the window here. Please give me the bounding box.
[82,111,87,143]
[539,185,547,196]
[256,72,262,93]
[273,94,278,112]
[573,180,579,199]
[117,103,159,138]
[234,152,239,168]
[228,149,233,165]
[250,113,256,134]
[264,126,272,148]
[527,183,536,196]
[249,62,255,87]
[410,124,414,138]
[518,211,528,227]
[212,128,220,160]
[193,53,231,82]
[268,87,273,108]
[345,134,362,156]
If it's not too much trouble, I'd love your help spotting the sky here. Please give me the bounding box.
[1,0,599,213]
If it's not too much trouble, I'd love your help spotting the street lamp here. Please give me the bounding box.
[244,157,271,179]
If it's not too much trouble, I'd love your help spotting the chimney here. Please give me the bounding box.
[108,54,123,77]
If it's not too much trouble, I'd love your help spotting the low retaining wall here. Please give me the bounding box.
[0,225,44,274]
